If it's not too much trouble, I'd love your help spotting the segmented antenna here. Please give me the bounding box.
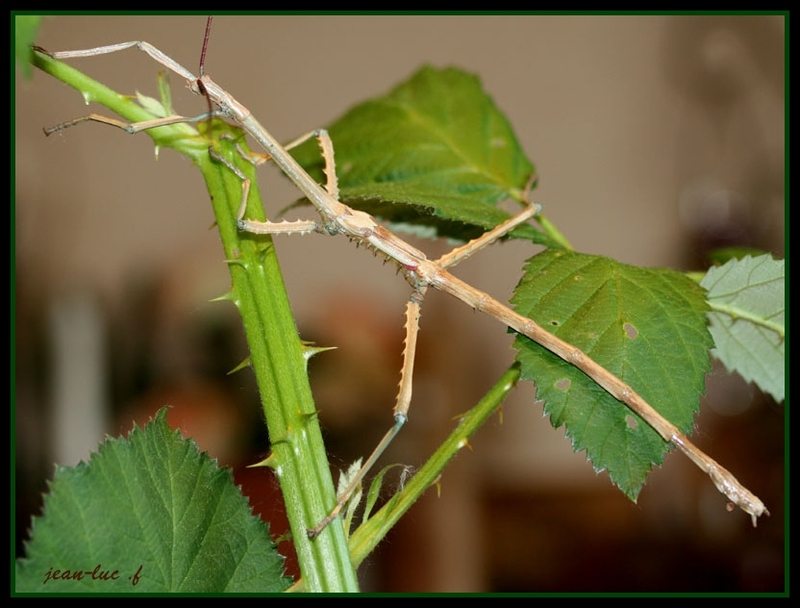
[197,17,214,119]
[199,16,213,77]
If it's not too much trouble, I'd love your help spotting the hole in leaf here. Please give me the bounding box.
[626,415,638,429]
[624,322,638,339]
[555,378,571,390]
[550,320,560,326]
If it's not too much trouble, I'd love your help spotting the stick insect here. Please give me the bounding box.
[37,17,768,539]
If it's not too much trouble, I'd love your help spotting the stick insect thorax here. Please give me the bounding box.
[195,76,429,264]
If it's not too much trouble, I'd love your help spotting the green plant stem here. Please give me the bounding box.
[202,134,358,592]
[32,48,359,593]
[347,363,521,568]
[536,212,573,250]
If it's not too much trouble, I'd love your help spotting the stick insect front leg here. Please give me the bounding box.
[43,109,221,137]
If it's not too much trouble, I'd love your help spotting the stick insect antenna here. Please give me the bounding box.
[199,16,213,78]
[196,17,215,118]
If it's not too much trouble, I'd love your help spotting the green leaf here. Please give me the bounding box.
[14,15,43,79]
[362,464,405,524]
[16,409,291,594]
[291,65,553,246]
[700,254,785,402]
[511,250,713,500]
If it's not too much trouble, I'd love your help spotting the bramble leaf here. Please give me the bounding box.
[511,250,713,499]
[15,409,290,594]
[290,65,554,246]
[700,254,785,402]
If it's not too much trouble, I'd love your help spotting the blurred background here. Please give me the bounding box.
[15,15,784,592]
